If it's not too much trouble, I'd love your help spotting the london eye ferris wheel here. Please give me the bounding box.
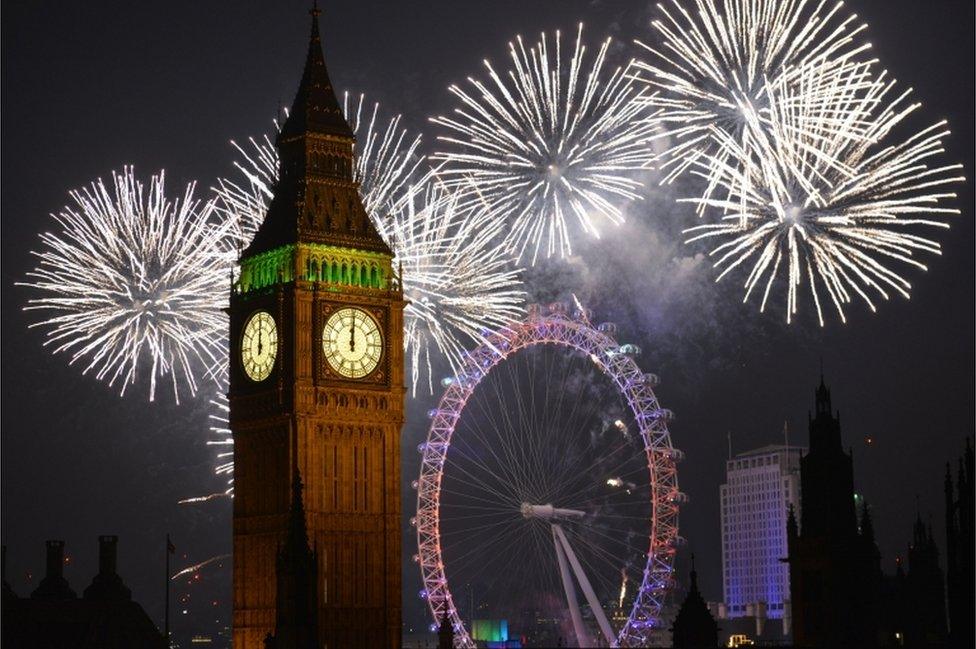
[413,303,685,647]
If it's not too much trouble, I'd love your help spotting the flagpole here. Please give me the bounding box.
[165,534,171,646]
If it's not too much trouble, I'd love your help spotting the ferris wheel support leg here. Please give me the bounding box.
[553,524,618,648]
[552,524,590,648]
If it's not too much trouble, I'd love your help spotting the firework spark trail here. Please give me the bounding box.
[632,0,877,209]
[170,554,231,580]
[178,493,229,504]
[20,167,230,403]
[431,23,657,265]
[683,70,965,325]
[381,177,525,394]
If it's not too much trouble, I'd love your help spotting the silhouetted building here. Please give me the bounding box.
[671,556,718,649]
[437,614,455,649]
[786,375,882,647]
[264,472,319,649]
[892,513,948,647]
[1,536,165,649]
[708,599,792,647]
[229,5,406,648]
[944,439,974,649]
[881,556,910,647]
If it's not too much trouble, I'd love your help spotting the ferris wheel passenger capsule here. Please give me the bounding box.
[547,302,568,316]
[440,377,454,388]
[668,448,686,462]
[642,373,660,387]
[411,480,419,489]
[573,306,593,321]
[413,554,420,563]
[655,408,675,421]
[619,343,641,356]
[668,491,690,504]
[527,303,542,318]
[597,322,617,336]
[410,517,418,527]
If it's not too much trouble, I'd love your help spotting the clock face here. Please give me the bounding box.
[322,307,383,379]
[241,311,278,382]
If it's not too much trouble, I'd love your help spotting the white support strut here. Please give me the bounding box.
[553,523,618,648]
[553,524,591,648]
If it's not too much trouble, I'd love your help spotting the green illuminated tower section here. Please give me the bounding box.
[228,8,405,649]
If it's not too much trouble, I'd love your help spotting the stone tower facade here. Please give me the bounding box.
[229,8,404,649]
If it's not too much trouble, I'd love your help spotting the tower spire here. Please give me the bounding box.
[279,3,353,141]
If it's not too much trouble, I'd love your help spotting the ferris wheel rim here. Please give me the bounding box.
[413,304,681,648]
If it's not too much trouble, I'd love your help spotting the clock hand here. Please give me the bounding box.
[349,321,356,353]
[258,329,263,356]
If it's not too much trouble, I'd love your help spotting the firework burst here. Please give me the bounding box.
[20,167,229,402]
[633,0,876,202]
[382,177,525,393]
[431,23,657,264]
[683,72,965,325]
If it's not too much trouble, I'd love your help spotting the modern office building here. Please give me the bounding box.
[720,443,803,621]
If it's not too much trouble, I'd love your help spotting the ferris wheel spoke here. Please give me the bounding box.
[443,520,530,587]
[449,418,526,493]
[444,454,519,506]
[439,520,518,542]
[461,383,539,495]
[440,470,520,508]
[439,499,519,514]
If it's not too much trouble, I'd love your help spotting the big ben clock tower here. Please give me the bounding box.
[229,7,404,649]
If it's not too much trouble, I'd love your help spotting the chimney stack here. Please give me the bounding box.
[98,535,118,575]
[84,535,131,601]
[46,540,64,581]
[30,539,76,600]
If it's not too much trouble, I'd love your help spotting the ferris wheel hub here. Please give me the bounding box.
[520,502,586,521]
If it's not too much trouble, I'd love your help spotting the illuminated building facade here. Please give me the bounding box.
[720,444,803,620]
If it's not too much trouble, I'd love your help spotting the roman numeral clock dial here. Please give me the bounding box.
[322,307,383,379]
[241,310,278,382]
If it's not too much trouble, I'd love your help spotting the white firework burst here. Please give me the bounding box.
[382,177,526,393]
[20,167,230,402]
[683,71,965,325]
[633,0,876,202]
[431,23,657,264]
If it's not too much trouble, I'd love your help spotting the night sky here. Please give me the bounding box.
[2,0,973,643]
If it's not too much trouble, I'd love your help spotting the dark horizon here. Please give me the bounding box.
[2,0,973,644]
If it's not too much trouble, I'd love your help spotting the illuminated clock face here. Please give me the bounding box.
[241,311,278,382]
[323,307,383,379]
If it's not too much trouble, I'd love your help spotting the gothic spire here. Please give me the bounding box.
[860,501,876,546]
[265,469,319,649]
[279,4,354,141]
[284,471,311,561]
